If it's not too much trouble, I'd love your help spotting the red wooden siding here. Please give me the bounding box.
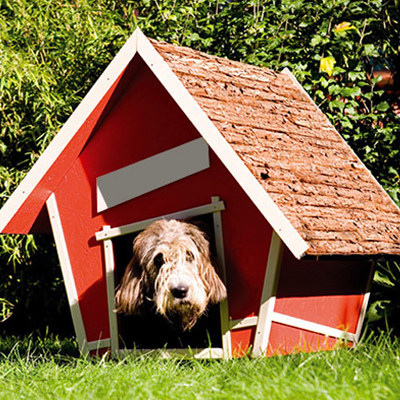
[267,247,372,354]
[267,324,344,356]
[52,56,273,346]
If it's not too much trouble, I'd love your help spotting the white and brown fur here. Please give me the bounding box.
[115,219,227,331]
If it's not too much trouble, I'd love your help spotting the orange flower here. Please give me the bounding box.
[334,22,356,32]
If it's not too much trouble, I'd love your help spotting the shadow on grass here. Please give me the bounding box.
[0,328,398,367]
[0,334,80,361]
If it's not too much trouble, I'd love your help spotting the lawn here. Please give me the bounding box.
[0,333,399,400]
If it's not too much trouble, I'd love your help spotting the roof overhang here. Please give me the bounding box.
[0,28,309,259]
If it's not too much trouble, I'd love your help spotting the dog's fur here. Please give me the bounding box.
[115,219,227,331]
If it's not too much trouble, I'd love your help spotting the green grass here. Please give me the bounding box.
[0,333,399,399]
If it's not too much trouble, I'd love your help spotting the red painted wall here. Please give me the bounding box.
[268,247,372,354]
[53,56,273,348]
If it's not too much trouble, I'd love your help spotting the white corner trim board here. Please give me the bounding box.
[211,197,231,358]
[97,138,209,212]
[253,231,283,357]
[102,227,120,356]
[46,193,88,353]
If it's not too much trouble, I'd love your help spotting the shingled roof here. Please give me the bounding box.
[151,39,400,257]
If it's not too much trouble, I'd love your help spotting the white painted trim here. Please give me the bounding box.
[0,32,139,233]
[211,196,231,358]
[0,29,308,259]
[95,200,225,241]
[230,316,258,330]
[87,338,112,352]
[102,226,120,356]
[118,347,223,359]
[136,30,309,259]
[253,231,283,356]
[46,193,88,353]
[97,138,210,212]
[98,198,228,358]
[272,312,356,342]
[354,261,375,342]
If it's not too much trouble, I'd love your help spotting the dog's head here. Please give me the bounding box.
[115,219,227,330]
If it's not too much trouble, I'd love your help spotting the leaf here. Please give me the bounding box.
[319,56,336,76]
[334,21,357,32]
[376,101,390,112]
[329,100,345,111]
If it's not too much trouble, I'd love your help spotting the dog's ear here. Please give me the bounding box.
[203,261,227,304]
[186,223,227,304]
[115,255,145,315]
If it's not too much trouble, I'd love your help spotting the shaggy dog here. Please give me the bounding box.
[115,219,227,331]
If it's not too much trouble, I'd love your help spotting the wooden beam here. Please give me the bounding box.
[46,193,88,353]
[253,231,283,356]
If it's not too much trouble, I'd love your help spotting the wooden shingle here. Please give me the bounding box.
[152,39,400,256]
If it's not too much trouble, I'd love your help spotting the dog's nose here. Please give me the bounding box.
[171,284,189,299]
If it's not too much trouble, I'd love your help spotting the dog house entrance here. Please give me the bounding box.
[96,197,230,358]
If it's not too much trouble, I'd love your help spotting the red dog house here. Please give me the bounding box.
[1,28,400,357]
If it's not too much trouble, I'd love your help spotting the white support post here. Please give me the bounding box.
[354,261,375,342]
[46,193,88,353]
[212,196,231,358]
[102,226,120,356]
[253,231,283,357]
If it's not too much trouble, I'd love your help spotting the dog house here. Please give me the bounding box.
[1,28,400,357]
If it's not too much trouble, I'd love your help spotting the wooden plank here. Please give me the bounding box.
[118,347,223,359]
[87,339,112,352]
[230,316,258,330]
[211,196,231,358]
[272,312,356,342]
[95,201,225,241]
[46,193,88,353]
[97,138,209,212]
[102,226,120,356]
[253,231,283,356]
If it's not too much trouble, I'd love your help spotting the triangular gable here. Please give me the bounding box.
[0,33,139,234]
[0,28,308,258]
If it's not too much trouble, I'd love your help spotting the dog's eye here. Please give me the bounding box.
[153,253,164,268]
[186,251,194,262]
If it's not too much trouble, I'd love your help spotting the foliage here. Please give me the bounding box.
[0,0,399,334]
[0,0,135,333]
[366,260,400,335]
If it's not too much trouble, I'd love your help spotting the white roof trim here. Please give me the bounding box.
[0,28,309,258]
[0,31,139,232]
[137,30,309,258]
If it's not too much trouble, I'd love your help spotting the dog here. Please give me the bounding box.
[115,219,227,331]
